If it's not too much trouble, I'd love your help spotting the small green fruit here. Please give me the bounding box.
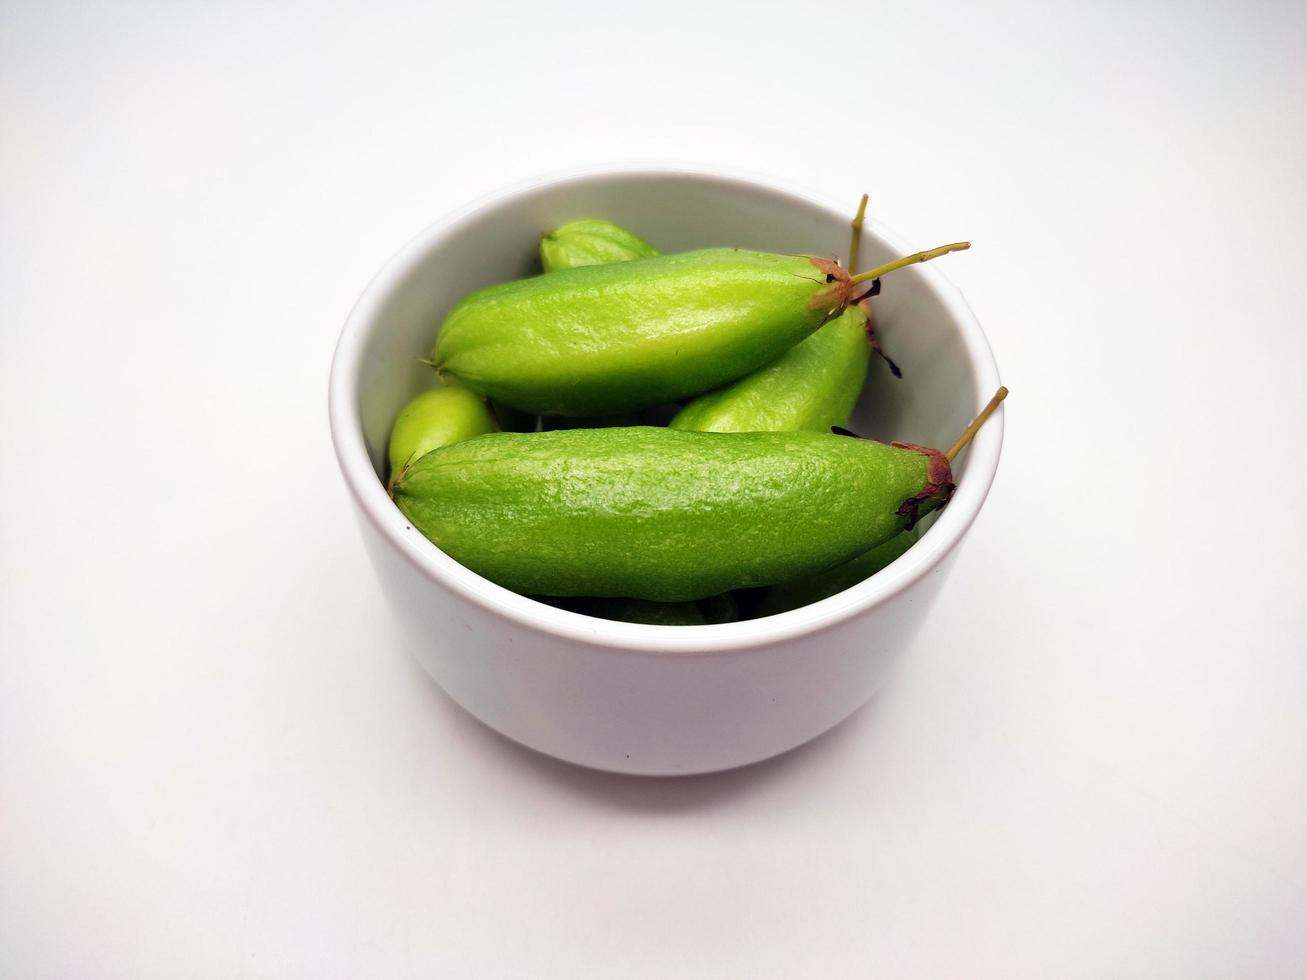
[387,385,498,481]
[540,218,659,272]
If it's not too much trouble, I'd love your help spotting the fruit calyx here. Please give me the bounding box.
[806,257,854,311]
[890,442,955,529]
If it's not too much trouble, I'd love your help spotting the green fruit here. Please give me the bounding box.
[391,427,953,602]
[431,249,854,417]
[387,385,498,478]
[753,527,918,617]
[540,218,659,272]
[670,304,871,433]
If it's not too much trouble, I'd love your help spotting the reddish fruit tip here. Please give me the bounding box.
[890,442,955,529]
[806,257,854,311]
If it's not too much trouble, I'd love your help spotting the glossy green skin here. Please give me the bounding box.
[387,386,498,475]
[392,427,944,602]
[754,527,918,617]
[539,219,659,272]
[670,305,871,433]
[431,249,845,417]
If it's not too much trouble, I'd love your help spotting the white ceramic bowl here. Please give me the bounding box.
[329,166,1004,775]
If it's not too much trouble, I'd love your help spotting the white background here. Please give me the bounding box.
[2,0,1305,976]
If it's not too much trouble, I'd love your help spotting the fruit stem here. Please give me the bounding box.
[849,242,970,285]
[848,193,869,274]
[945,387,1008,462]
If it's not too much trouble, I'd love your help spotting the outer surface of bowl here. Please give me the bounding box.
[329,167,1003,775]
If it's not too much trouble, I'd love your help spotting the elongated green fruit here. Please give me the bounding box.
[387,385,498,479]
[392,427,953,602]
[540,218,659,272]
[431,249,853,417]
[669,305,871,433]
[753,527,918,617]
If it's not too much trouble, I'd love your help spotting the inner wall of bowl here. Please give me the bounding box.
[356,172,981,490]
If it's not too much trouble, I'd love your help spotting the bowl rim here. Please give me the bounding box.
[328,163,1004,654]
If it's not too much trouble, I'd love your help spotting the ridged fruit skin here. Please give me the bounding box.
[431,249,852,417]
[391,427,948,602]
[540,218,659,272]
[670,305,871,434]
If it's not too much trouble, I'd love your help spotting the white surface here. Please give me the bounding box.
[1,0,1303,975]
